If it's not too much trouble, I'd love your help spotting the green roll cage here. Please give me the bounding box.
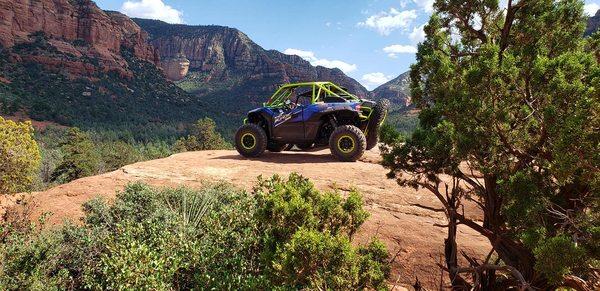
[264,81,361,108]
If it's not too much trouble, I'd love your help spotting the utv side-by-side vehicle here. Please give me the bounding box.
[234,82,389,162]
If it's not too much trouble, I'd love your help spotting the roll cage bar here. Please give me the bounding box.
[264,82,361,108]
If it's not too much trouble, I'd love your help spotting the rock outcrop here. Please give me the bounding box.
[161,52,190,81]
[133,18,368,98]
[9,148,489,289]
[371,71,411,107]
[0,0,216,136]
[0,0,158,77]
[586,9,600,36]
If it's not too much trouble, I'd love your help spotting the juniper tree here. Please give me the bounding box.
[51,128,100,183]
[382,0,599,289]
[0,117,41,194]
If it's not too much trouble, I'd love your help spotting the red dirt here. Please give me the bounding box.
[10,148,490,289]
[1,113,65,130]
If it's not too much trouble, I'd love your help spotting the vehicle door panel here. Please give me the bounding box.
[272,106,305,140]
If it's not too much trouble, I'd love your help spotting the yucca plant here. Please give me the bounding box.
[161,186,216,230]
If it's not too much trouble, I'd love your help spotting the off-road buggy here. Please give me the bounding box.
[234,82,389,162]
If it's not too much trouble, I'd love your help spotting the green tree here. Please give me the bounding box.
[0,117,41,194]
[253,173,389,290]
[382,0,599,289]
[173,118,230,152]
[51,128,100,183]
[98,141,141,172]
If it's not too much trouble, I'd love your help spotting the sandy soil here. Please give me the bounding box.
[7,148,490,289]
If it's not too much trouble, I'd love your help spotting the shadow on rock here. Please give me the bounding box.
[212,152,341,164]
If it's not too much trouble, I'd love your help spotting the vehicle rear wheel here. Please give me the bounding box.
[267,142,289,152]
[296,143,313,151]
[329,125,366,162]
[366,99,390,150]
[235,124,267,157]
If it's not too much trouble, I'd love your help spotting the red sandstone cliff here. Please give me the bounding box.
[0,0,158,77]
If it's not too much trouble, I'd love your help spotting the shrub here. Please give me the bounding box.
[51,127,100,183]
[97,140,141,172]
[0,174,390,290]
[173,118,231,152]
[0,117,41,194]
[379,122,404,145]
[254,173,388,290]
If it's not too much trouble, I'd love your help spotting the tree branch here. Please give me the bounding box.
[455,263,533,291]
[499,0,525,63]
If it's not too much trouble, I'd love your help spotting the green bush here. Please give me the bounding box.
[97,140,141,172]
[254,173,388,290]
[173,117,231,152]
[0,174,390,290]
[50,128,100,183]
[0,117,41,194]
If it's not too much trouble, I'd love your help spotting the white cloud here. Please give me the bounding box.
[413,0,434,13]
[383,44,417,58]
[362,72,393,89]
[120,0,183,24]
[283,48,357,73]
[325,22,332,27]
[584,3,599,16]
[409,24,426,43]
[358,8,417,35]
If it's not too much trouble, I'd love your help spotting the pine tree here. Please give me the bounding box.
[383,0,599,289]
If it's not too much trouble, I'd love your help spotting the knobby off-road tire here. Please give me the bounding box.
[329,125,367,162]
[267,142,289,152]
[366,99,390,150]
[235,123,267,158]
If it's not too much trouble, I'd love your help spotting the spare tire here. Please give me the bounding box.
[365,99,390,150]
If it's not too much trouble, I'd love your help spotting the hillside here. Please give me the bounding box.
[371,71,411,105]
[586,9,600,36]
[371,71,418,133]
[8,148,488,288]
[0,0,218,140]
[133,19,369,115]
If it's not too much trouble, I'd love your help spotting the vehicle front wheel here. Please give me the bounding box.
[329,125,366,162]
[235,124,267,157]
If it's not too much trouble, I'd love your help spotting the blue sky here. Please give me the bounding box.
[95,0,600,90]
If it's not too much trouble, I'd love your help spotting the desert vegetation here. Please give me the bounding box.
[382,0,599,289]
[0,116,229,194]
[0,117,40,194]
[0,174,389,290]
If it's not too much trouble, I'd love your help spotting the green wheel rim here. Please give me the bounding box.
[241,133,256,150]
[337,135,355,153]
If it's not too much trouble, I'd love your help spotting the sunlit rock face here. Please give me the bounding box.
[161,52,190,81]
[133,18,369,98]
[0,0,158,78]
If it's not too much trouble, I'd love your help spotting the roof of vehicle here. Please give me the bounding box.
[265,81,360,107]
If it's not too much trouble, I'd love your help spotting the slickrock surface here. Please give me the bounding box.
[12,148,489,288]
